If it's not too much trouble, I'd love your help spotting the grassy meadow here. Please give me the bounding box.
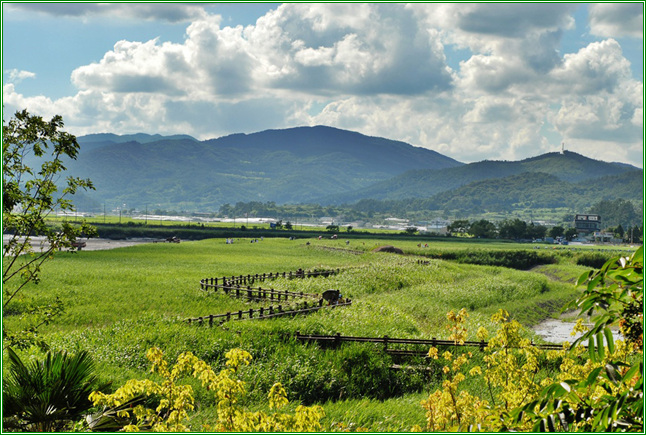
[4,236,632,431]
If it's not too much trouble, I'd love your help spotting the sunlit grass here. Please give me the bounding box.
[6,236,590,430]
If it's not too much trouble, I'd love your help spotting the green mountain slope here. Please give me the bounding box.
[326,151,640,204]
[348,170,643,216]
[67,126,462,211]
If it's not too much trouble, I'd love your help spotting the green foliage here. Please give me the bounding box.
[513,247,643,432]
[590,198,642,229]
[2,348,106,432]
[548,225,564,238]
[576,251,614,269]
[3,109,96,350]
[88,347,325,432]
[468,219,497,238]
[6,237,602,431]
[424,248,556,270]
[69,126,459,211]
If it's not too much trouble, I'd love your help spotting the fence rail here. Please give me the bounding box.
[199,268,340,301]
[293,332,569,352]
[187,300,352,326]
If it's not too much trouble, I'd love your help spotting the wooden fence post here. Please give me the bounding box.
[209,315,214,327]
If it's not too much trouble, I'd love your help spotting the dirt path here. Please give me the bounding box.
[3,236,157,252]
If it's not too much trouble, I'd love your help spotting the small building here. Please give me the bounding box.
[574,214,601,237]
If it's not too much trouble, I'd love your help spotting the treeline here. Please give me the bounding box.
[447,217,643,243]
[215,197,643,233]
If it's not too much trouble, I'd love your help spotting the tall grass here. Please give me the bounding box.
[5,236,587,430]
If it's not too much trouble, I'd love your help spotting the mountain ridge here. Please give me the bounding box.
[323,151,641,205]
[66,126,642,215]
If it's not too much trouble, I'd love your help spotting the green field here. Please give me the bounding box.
[4,237,632,431]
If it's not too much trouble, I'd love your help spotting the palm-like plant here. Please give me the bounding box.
[3,348,106,432]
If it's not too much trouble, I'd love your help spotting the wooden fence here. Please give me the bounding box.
[293,332,569,353]
[187,300,352,326]
[199,268,340,301]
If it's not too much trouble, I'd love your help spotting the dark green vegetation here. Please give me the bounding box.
[327,151,641,204]
[64,129,642,223]
[3,349,106,432]
[4,237,634,431]
[66,126,461,211]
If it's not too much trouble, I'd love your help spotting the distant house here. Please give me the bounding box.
[574,214,601,237]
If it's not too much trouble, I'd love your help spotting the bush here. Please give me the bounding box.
[426,250,556,270]
[3,348,106,432]
[576,252,614,269]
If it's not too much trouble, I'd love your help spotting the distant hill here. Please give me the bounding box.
[325,151,641,204]
[66,126,462,211]
[348,170,643,217]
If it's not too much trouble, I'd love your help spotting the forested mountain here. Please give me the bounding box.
[347,170,643,218]
[65,125,642,219]
[67,126,462,211]
[324,151,640,204]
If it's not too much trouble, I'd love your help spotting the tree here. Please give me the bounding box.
[548,225,564,238]
[447,219,470,235]
[404,226,418,235]
[589,198,640,229]
[615,224,625,239]
[468,219,497,238]
[284,221,293,230]
[564,227,578,241]
[526,222,547,240]
[3,109,96,350]
[326,224,339,233]
[498,218,527,240]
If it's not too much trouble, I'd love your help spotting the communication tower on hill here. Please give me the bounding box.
[560,142,565,155]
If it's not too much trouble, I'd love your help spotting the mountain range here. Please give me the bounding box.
[65,126,642,216]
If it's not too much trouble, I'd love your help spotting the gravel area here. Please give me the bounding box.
[3,236,158,252]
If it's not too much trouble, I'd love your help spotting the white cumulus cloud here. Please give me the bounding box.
[2,3,643,167]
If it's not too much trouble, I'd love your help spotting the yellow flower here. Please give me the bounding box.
[469,366,482,376]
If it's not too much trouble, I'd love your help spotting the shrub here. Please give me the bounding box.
[417,247,643,432]
[576,252,614,269]
[3,348,106,432]
[88,347,325,432]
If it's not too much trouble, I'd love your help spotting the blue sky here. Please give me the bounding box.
[2,2,643,167]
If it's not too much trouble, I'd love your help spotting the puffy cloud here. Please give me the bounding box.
[2,3,643,168]
[4,3,207,23]
[589,3,643,39]
[549,39,633,95]
[248,3,454,95]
